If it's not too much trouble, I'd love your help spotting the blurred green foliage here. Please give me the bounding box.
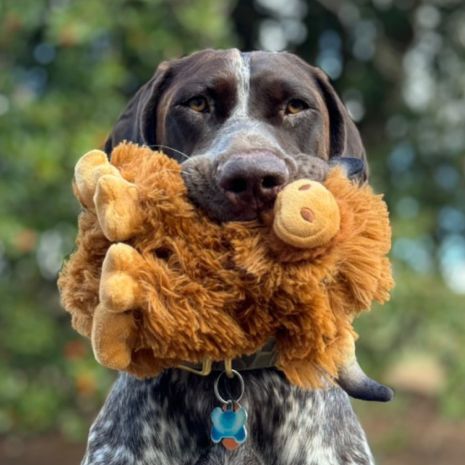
[0,0,234,437]
[0,0,464,440]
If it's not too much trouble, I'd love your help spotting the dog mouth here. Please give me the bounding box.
[226,205,272,222]
[222,185,285,221]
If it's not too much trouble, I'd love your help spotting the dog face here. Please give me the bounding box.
[105,49,366,222]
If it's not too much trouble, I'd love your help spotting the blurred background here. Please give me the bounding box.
[1,0,464,463]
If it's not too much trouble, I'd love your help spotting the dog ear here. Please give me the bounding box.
[104,61,171,155]
[328,156,367,183]
[311,67,368,181]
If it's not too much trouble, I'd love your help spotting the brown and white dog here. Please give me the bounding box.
[83,49,386,465]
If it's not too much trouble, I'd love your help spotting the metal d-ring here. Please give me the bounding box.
[214,369,245,405]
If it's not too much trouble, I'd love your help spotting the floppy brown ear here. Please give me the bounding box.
[311,67,368,181]
[104,61,171,155]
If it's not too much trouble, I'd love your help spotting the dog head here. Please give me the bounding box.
[105,49,366,222]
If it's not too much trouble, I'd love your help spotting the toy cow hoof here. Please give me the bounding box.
[99,243,144,311]
[95,175,142,242]
[74,150,120,209]
[91,304,134,371]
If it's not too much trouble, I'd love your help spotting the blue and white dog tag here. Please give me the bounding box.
[211,402,248,448]
[211,369,247,450]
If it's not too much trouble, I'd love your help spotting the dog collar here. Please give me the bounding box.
[177,339,277,376]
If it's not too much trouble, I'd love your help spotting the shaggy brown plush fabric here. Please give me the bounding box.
[58,142,393,388]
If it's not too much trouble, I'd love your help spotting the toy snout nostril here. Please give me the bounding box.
[300,208,314,222]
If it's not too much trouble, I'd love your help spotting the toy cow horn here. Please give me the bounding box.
[337,356,394,402]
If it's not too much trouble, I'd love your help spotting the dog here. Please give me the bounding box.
[83,49,383,465]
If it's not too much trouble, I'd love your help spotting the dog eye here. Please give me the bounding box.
[285,99,309,115]
[186,96,209,113]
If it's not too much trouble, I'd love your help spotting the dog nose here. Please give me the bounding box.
[217,152,289,210]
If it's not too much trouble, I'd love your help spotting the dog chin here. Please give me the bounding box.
[213,200,279,223]
[226,209,260,222]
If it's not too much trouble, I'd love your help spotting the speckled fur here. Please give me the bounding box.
[83,369,374,465]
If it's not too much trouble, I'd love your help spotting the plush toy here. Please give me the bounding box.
[58,142,393,397]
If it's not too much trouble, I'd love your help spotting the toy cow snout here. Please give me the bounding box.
[273,179,341,249]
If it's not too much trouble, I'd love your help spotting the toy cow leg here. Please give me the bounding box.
[91,243,145,370]
[92,305,135,370]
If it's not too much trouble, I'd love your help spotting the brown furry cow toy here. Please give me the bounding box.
[58,142,394,400]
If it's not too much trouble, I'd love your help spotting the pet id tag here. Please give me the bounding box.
[210,369,248,450]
